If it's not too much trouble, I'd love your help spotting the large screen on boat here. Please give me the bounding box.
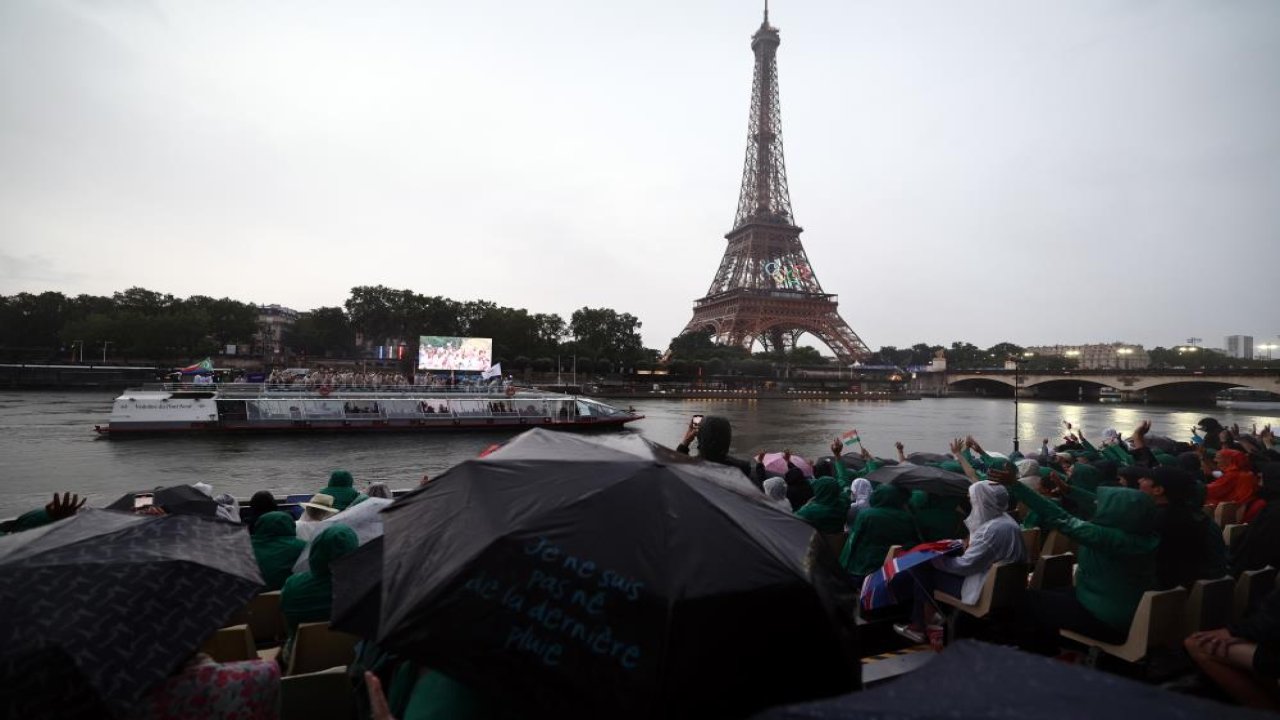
[417,336,493,372]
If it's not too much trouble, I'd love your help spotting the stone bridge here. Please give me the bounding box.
[913,369,1280,403]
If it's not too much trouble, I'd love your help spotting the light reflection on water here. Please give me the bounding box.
[1,390,1276,519]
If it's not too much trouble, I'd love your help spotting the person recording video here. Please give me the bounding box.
[676,414,754,484]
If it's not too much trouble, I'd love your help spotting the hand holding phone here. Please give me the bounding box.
[134,493,155,509]
[691,414,703,428]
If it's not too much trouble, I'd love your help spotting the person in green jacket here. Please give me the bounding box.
[281,523,359,637]
[0,492,85,535]
[839,484,920,580]
[796,476,848,534]
[251,511,307,591]
[909,490,965,541]
[1003,476,1159,655]
[318,470,361,511]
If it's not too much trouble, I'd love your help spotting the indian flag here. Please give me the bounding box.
[841,429,861,447]
[179,358,214,374]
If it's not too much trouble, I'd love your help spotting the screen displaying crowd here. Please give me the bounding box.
[417,336,493,372]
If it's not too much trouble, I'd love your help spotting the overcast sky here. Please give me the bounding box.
[2,0,1278,353]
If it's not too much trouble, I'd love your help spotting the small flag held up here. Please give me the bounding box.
[841,429,861,448]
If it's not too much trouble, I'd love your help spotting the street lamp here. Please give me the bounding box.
[1117,347,1133,370]
[70,340,83,363]
[101,341,113,363]
[1011,354,1031,454]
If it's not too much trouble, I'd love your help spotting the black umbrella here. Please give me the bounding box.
[752,639,1267,719]
[0,509,263,718]
[331,535,383,637]
[905,451,950,465]
[105,484,219,517]
[377,429,859,720]
[866,463,971,497]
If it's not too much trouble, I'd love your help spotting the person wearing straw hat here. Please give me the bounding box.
[299,493,339,523]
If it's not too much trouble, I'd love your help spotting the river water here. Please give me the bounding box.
[2,390,1278,519]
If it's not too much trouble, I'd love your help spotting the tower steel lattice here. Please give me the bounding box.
[679,8,870,362]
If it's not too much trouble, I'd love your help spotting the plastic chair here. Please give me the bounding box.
[1214,502,1242,527]
[201,624,255,663]
[1060,587,1187,664]
[227,591,285,648]
[286,622,359,676]
[280,666,354,720]
[1041,529,1075,556]
[1021,527,1041,564]
[822,532,848,559]
[1233,566,1278,622]
[1029,552,1075,591]
[1183,576,1234,635]
[934,562,1029,619]
[1222,523,1249,554]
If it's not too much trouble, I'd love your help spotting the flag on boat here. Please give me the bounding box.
[178,358,214,375]
[860,539,964,611]
[841,429,861,447]
[481,363,502,380]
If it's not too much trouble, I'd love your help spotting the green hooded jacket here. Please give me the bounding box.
[319,470,360,511]
[281,523,359,634]
[910,491,965,541]
[1064,465,1103,519]
[0,508,52,535]
[1011,483,1158,631]
[796,477,848,534]
[839,484,920,577]
[251,511,307,592]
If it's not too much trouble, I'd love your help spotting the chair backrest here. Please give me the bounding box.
[1041,529,1075,556]
[1234,566,1278,622]
[1223,524,1249,553]
[246,591,285,647]
[201,624,255,663]
[1215,502,1241,527]
[1021,527,1041,564]
[1184,576,1235,635]
[822,532,848,560]
[280,666,354,720]
[1030,552,1075,591]
[985,562,1029,611]
[884,545,902,565]
[1130,588,1188,652]
[287,622,359,676]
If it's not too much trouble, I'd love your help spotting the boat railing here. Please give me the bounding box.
[147,382,570,398]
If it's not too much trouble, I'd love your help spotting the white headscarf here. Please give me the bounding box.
[964,481,1009,534]
[293,497,392,572]
[762,477,791,510]
[192,482,214,497]
[851,477,873,507]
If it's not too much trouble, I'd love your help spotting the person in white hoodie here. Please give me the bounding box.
[896,479,1027,642]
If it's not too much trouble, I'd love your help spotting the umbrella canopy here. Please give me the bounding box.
[752,639,1267,720]
[0,509,263,717]
[377,429,859,720]
[762,452,814,478]
[331,534,383,637]
[905,452,950,466]
[105,484,219,517]
[865,464,972,498]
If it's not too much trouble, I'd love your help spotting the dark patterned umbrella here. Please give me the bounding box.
[866,463,972,497]
[105,484,219,517]
[377,429,860,720]
[0,509,264,718]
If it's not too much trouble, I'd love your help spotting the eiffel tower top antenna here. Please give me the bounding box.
[764,0,769,24]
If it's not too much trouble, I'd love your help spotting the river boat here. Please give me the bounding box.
[1216,387,1280,410]
[95,382,643,436]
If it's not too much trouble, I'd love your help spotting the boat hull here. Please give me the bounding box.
[95,415,639,435]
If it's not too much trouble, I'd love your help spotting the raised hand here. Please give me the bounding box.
[830,439,843,456]
[1134,420,1151,437]
[45,492,86,521]
[949,437,964,456]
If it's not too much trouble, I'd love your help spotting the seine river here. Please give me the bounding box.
[2,390,1278,520]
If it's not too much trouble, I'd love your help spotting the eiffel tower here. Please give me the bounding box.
[679,6,870,362]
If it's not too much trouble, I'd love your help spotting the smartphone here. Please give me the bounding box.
[691,414,704,427]
[134,493,155,509]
